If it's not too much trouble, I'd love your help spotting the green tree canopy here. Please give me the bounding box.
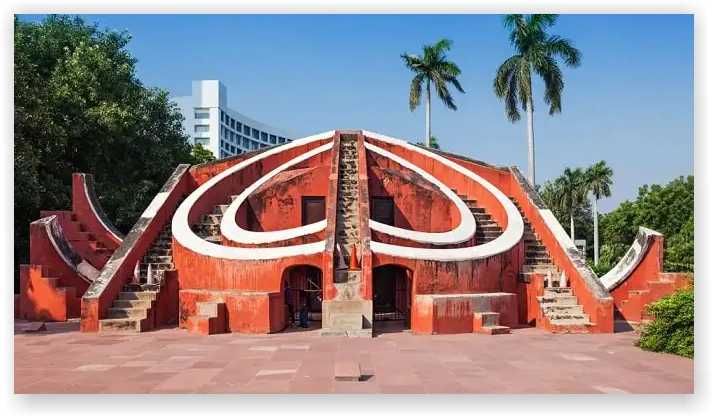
[14,15,201,288]
[599,176,693,272]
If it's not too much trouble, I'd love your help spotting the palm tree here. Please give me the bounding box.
[585,161,613,265]
[494,14,581,185]
[402,39,465,148]
[555,167,587,241]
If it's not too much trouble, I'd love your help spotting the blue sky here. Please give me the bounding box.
[19,14,693,212]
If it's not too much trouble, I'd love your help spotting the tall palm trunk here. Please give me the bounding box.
[425,81,432,147]
[526,94,535,186]
[593,196,599,265]
[570,210,575,241]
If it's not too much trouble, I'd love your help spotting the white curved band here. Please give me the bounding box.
[172,131,335,260]
[363,131,524,261]
[221,142,332,244]
[365,142,476,245]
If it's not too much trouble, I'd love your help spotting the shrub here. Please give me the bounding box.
[638,288,694,358]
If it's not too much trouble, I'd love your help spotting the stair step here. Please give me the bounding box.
[107,307,149,319]
[480,325,510,335]
[112,299,152,309]
[117,291,157,301]
[538,295,578,305]
[99,318,146,333]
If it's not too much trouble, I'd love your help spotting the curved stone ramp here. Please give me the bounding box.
[600,226,662,290]
[363,131,524,261]
[172,131,335,260]
[18,215,100,321]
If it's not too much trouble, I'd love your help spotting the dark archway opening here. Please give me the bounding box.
[283,265,323,332]
[373,265,411,334]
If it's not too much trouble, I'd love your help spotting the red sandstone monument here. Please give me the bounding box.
[15,130,689,336]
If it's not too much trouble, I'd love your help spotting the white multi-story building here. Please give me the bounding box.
[173,80,290,159]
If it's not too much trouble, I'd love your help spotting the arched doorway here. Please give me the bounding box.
[282,265,323,331]
[373,265,412,333]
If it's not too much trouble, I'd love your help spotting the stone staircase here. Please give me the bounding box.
[193,196,236,243]
[322,134,371,337]
[98,224,175,333]
[453,192,503,245]
[508,197,594,333]
[538,287,593,332]
[335,134,360,270]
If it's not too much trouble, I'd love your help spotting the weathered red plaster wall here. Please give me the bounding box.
[178,289,286,334]
[242,165,330,232]
[19,265,80,321]
[367,138,509,231]
[410,293,518,335]
[367,155,458,234]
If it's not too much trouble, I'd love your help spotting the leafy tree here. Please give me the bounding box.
[417,135,441,150]
[599,176,693,273]
[494,14,581,185]
[14,15,201,290]
[638,287,694,358]
[585,161,614,265]
[191,143,217,164]
[402,39,465,148]
[554,167,588,241]
[665,216,693,272]
[539,177,593,255]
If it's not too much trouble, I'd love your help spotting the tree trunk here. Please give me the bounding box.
[426,81,432,148]
[570,210,575,241]
[526,94,535,186]
[593,196,599,265]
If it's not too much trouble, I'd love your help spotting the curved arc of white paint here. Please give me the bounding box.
[363,130,524,262]
[221,142,332,244]
[600,226,662,290]
[42,215,100,282]
[364,142,475,245]
[172,131,335,260]
[81,175,124,243]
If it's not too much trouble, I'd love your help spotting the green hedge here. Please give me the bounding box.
[638,288,694,358]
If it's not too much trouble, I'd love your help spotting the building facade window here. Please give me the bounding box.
[252,129,259,139]
[261,132,268,142]
[195,137,210,146]
[278,137,286,143]
[269,134,277,144]
[195,125,210,133]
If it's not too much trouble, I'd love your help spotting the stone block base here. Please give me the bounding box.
[321,299,372,337]
[412,292,518,335]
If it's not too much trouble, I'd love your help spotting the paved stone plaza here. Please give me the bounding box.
[14,320,693,394]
